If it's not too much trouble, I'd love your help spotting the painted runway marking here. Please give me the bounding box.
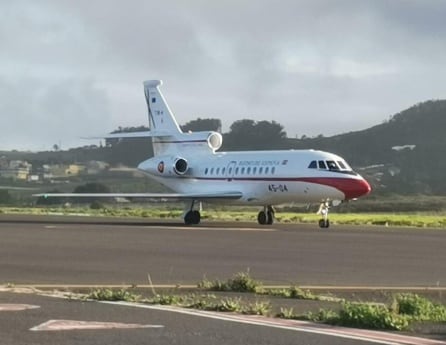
[0,304,40,311]
[30,319,164,331]
[104,302,446,345]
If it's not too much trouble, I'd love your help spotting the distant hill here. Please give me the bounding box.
[2,100,446,195]
[284,100,446,194]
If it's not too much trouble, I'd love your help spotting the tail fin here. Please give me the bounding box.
[142,80,220,157]
[143,80,182,134]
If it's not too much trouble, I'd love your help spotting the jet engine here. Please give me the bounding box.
[207,132,222,151]
[173,157,188,175]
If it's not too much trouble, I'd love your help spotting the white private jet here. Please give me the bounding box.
[36,80,371,228]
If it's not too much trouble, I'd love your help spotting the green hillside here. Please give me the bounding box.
[2,100,445,196]
[285,100,446,194]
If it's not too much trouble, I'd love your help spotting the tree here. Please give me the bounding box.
[73,182,110,194]
[181,118,222,132]
[72,182,111,204]
[0,190,12,205]
[223,119,287,150]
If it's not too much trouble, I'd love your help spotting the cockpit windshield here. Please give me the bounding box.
[308,159,354,174]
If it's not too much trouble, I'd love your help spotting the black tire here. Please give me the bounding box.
[192,210,201,224]
[318,219,330,228]
[257,211,267,225]
[184,211,194,225]
[267,211,274,225]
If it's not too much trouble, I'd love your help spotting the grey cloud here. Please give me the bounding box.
[1,0,446,150]
[0,78,111,150]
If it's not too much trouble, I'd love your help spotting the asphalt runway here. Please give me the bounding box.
[2,214,446,345]
[0,214,445,287]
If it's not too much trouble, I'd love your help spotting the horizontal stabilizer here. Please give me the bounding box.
[82,130,172,140]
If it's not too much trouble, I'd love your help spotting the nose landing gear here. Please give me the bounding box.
[317,201,330,228]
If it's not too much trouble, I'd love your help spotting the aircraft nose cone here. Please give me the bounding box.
[342,178,371,200]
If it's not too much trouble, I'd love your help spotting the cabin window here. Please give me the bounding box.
[205,168,209,175]
[216,167,220,175]
[241,167,245,174]
[271,167,276,174]
[235,167,239,175]
[247,167,251,174]
[265,167,269,174]
[210,167,214,175]
[253,167,257,174]
[259,167,263,174]
[308,160,317,169]
[318,161,327,170]
[229,167,232,174]
[222,167,226,174]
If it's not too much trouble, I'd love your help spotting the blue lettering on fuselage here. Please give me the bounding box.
[238,160,280,166]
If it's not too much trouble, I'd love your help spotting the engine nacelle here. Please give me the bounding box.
[173,157,188,175]
[207,132,222,151]
[138,155,189,176]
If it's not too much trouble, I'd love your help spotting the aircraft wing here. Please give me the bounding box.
[33,191,243,201]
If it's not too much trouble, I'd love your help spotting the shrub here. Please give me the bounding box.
[242,301,271,316]
[226,271,262,293]
[90,200,104,209]
[148,294,184,305]
[277,307,296,319]
[88,288,139,302]
[215,297,243,312]
[197,271,262,293]
[396,293,446,321]
[338,302,409,331]
[304,309,340,323]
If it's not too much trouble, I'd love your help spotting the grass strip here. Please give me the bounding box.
[2,206,446,228]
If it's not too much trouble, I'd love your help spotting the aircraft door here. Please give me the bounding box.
[226,161,237,181]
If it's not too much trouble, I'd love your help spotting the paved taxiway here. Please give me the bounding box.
[0,214,445,287]
[2,290,402,345]
[1,215,446,345]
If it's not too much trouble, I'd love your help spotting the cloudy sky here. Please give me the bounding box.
[1,0,446,151]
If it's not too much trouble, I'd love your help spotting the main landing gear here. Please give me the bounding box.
[257,205,275,225]
[317,201,330,228]
[184,200,201,225]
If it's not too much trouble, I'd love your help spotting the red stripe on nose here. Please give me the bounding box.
[336,178,372,199]
[299,177,371,199]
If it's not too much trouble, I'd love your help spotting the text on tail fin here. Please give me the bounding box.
[143,80,182,134]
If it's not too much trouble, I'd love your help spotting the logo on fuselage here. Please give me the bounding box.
[158,161,164,173]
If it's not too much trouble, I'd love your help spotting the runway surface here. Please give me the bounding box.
[1,214,445,287]
[1,214,446,345]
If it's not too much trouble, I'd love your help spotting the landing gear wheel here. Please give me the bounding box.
[184,210,201,225]
[317,201,330,229]
[318,219,330,228]
[266,210,274,225]
[258,206,274,225]
[257,211,267,225]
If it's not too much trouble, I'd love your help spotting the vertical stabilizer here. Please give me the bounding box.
[143,80,182,134]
